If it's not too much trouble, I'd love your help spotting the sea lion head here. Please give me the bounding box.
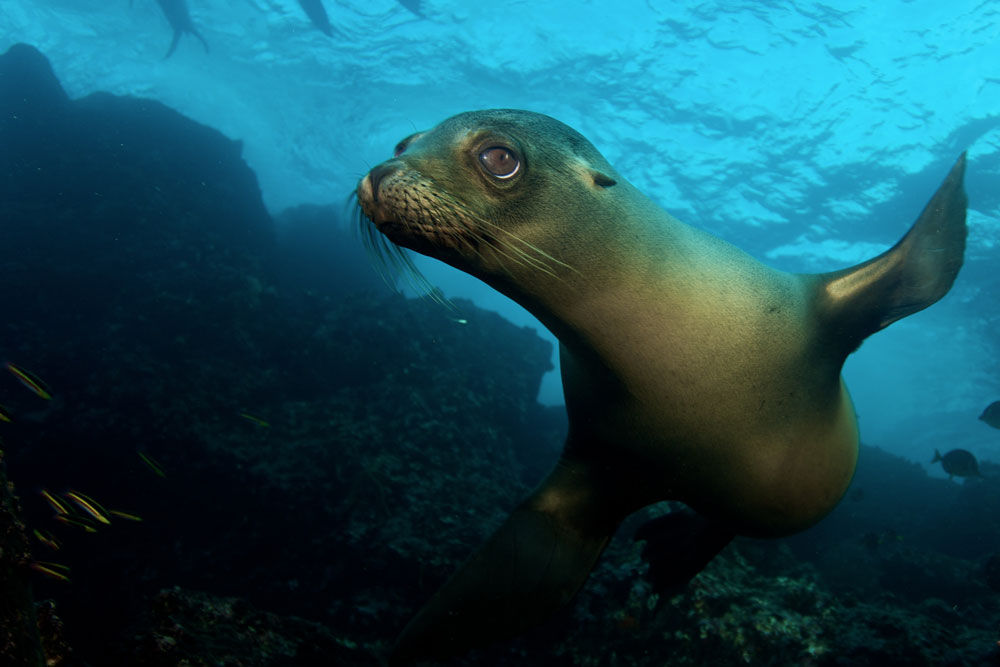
[356,110,622,287]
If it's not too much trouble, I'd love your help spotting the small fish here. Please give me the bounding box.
[5,362,51,400]
[55,514,98,533]
[108,509,143,522]
[40,489,70,516]
[450,318,468,325]
[137,451,166,478]
[33,529,62,551]
[0,404,10,422]
[239,412,270,428]
[64,490,112,525]
[979,401,1000,430]
[931,448,982,479]
[30,561,70,582]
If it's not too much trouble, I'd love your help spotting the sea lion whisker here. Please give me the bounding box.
[488,224,577,275]
[426,190,569,278]
[460,213,567,277]
[437,210,532,272]
[355,206,444,303]
[471,215,577,277]
[472,228,560,278]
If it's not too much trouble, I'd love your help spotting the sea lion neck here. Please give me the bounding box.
[479,183,734,362]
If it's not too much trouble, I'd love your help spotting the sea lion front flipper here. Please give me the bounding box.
[818,153,967,351]
[193,28,210,53]
[389,455,622,665]
[634,510,734,595]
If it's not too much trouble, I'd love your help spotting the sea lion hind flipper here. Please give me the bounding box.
[634,510,734,595]
[818,153,967,350]
[389,458,618,664]
[193,28,209,53]
[164,30,182,59]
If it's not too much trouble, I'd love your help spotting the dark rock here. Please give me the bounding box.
[127,587,375,666]
[0,449,44,666]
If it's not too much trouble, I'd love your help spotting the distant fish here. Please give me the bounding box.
[239,412,270,428]
[5,362,51,400]
[30,561,70,583]
[979,401,1000,430]
[55,514,98,533]
[145,0,210,58]
[33,529,62,551]
[64,490,112,525]
[137,451,167,478]
[931,448,982,479]
[297,0,334,36]
[40,489,70,516]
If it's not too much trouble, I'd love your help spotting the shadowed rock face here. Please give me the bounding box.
[0,450,44,667]
[0,42,560,664]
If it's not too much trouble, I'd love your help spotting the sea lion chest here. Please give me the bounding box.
[558,231,858,536]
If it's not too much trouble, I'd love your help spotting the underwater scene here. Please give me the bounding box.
[1,1,999,665]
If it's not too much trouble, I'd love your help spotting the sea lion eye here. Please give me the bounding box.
[393,141,408,157]
[479,146,520,179]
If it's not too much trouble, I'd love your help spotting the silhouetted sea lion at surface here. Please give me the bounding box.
[150,0,209,58]
[355,109,968,663]
[396,0,425,18]
[297,0,334,36]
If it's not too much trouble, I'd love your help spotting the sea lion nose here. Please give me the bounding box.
[368,164,397,202]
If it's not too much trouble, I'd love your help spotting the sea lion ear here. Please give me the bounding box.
[590,171,617,188]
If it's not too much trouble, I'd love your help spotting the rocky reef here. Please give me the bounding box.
[0,450,44,666]
[0,43,998,666]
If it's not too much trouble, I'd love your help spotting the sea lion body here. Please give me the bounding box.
[356,109,967,662]
[151,0,209,58]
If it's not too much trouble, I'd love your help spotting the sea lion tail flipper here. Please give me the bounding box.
[164,30,182,59]
[634,510,734,594]
[193,29,209,53]
[389,456,620,665]
[818,153,967,350]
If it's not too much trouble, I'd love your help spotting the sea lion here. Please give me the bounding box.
[355,109,967,663]
[297,0,334,37]
[147,0,209,58]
